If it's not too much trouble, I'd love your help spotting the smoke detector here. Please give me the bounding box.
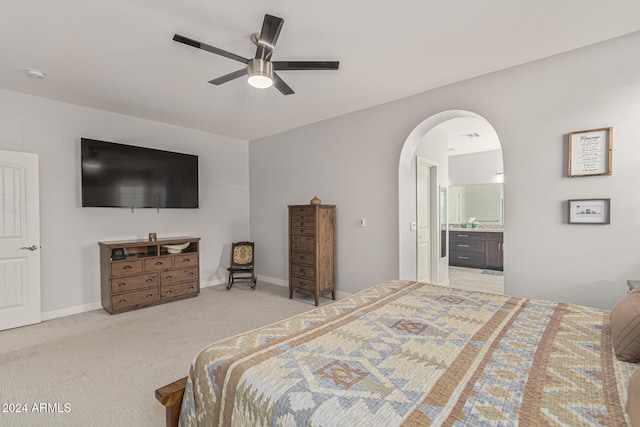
[26,69,46,79]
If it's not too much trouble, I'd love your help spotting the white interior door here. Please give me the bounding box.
[417,157,431,282]
[0,150,41,331]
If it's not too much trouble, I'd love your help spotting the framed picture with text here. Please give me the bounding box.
[568,127,612,177]
[568,198,610,224]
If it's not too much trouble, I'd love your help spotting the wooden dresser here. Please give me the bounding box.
[99,236,200,314]
[288,204,336,306]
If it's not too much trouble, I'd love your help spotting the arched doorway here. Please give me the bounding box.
[398,110,503,287]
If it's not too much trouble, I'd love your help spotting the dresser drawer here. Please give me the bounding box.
[291,206,315,216]
[144,257,173,272]
[111,288,159,311]
[290,235,315,252]
[450,231,485,243]
[290,264,315,280]
[110,259,144,277]
[290,224,315,236]
[290,251,315,266]
[110,273,157,294]
[160,267,199,285]
[160,281,199,300]
[290,276,315,293]
[450,251,485,267]
[174,253,199,268]
[450,240,485,253]
[290,213,315,226]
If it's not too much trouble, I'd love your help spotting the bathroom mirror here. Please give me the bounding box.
[448,183,503,225]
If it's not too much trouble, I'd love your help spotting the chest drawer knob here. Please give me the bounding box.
[155,261,164,266]
[122,265,132,270]
[118,298,127,303]
[166,290,173,295]
[146,278,153,283]
[118,282,126,287]
[188,286,194,290]
[182,258,190,263]
[299,268,305,274]
[188,271,195,276]
[146,293,154,298]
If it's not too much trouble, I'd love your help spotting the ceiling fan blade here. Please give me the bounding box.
[173,34,249,64]
[272,61,340,71]
[208,68,248,85]
[255,14,284,61]
[272,72,294,95]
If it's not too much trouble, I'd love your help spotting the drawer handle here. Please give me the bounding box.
[299,281,306,286]
[146,278,153,283]
[300,255,305,260]
[118,282,126,287]
[118,298,126,303]
[155,261,164,266]
[299,269,305,274]
[188,286,194,290]
[166,275,172,279]
[457,244,469,247]
[166,290,173,294]
[146,293,154,298]
[300,229,305,233]
[183,258,190,262]
[188,272,194,276]
[458,256,469,260]
[122,265,132,270]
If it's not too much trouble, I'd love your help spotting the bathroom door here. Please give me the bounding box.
[417,157,437,283]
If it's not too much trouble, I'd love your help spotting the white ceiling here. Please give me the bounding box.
[2,0,640,141]
[440,117,501,156]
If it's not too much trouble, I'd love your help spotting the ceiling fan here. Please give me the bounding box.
[173,14,339,95]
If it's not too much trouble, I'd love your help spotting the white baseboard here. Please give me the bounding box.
[201,278,227,288]
[42,302,103,321]
[258,275,352,300]
[257,275,288,287]
[41,276,350,321]
[42,279,226,321]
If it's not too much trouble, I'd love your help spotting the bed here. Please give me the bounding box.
[156,280,638,426]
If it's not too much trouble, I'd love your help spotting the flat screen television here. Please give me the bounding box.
[81,138,199,208]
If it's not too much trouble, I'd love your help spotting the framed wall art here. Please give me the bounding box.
[568,198,610,224]
[568,127,612,177]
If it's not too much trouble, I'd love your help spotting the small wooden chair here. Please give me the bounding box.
[227,241,256,289]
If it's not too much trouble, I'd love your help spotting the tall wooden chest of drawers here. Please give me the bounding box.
[288,204,336,306]
[99,236,200,314]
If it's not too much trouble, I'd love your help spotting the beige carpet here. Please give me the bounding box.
[0,282,334,427]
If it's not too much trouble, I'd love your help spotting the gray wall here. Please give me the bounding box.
[250,31,640,310]
[0,90,250,315]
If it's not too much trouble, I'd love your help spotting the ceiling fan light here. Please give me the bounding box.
[248,74,273,89]
[247,59,273,89]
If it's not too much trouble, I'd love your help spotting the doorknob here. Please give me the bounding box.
[20,245,38,251]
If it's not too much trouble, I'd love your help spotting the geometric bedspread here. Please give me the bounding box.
[179,280,636,426]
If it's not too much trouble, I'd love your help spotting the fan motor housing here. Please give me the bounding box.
[247,59,273,88]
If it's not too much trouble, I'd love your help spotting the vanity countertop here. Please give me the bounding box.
[449,227,503,233]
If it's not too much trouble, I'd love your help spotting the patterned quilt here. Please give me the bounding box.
[180,280,636,426]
